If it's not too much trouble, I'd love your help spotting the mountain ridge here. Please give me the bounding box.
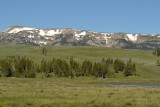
[0,26,160,49]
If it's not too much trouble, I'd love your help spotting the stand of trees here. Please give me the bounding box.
[0,56,136,78]
[0,56,35,78]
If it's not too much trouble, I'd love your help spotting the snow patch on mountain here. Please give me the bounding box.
[101,33,112,36]
[46,29,62,36]
[27,31,34,33]
[74,33,81,40]
[8,27,37,34]
[38,41,47,45]
[74,33,80,38]
[126,34,138,42]
[38,29,62,36]
[39,29,46,36]
[44,37,49,40]
[125,38,129,41]
[73,31,86,40]
[151,34,156,36]
[28,35,34,38]
[103,36,111,44]
[79,31,86,35]
[33,41,47,45]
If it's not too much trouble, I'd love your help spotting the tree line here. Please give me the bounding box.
[0,56,136,78]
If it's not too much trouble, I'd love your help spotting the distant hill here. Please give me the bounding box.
[0,26,160,49]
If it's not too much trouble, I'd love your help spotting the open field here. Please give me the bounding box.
[0,45,159,79]
[0,45,160,106]
[0,78,160,107]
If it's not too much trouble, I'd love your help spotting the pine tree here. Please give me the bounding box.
[156,59,160,66]
[0,58,13,77]
[153,48,160,57]
[113,59,125,73]
[42,47,47,55]
[124,59,136,77]
[106,65,115,78]
[81,60,93,76]
[69,57,80,77]
[40,59,48,73]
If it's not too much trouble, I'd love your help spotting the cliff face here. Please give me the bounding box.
[0,26,160,49]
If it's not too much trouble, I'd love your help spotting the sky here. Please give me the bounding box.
[0,0,160,34]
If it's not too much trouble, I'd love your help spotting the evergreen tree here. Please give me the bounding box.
[113,59,125,73]
[14,56,35,78]
[42,47,47,56]
[0,58,13,77]
[124,59,136,77]
[132,63,136,74]
[69,57,80,77]
[93,62,107,78]
[40,59,48,73]
[156,59,160,66]
[153,48,160,57]
[81,60,93,76]
[106,65,115,78]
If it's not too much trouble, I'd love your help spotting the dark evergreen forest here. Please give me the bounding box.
[0,56,136,78]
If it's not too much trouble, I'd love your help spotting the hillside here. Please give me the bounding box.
[0,26,160,49]
[0,45,159,79]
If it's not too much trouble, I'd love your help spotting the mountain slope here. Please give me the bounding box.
[0,26,160,49]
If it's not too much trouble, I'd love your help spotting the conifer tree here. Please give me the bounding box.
[69,57,80,77]
[124,59,136,77]
[0,58,13,77]
[40,59,48,73]
[81,60,93,76]
[153,48,160,57]
[42,47,47,55]
[156,59,160,66]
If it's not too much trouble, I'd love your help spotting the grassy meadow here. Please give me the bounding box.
[0,78,160,107]
[0,45,160,107]
[0,45,159,79]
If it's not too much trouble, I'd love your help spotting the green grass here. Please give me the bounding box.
[0,78,160,107]
[0,44,160,107]
[0,45,159,80]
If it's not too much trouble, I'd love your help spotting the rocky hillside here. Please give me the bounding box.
[0,26,160,49]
